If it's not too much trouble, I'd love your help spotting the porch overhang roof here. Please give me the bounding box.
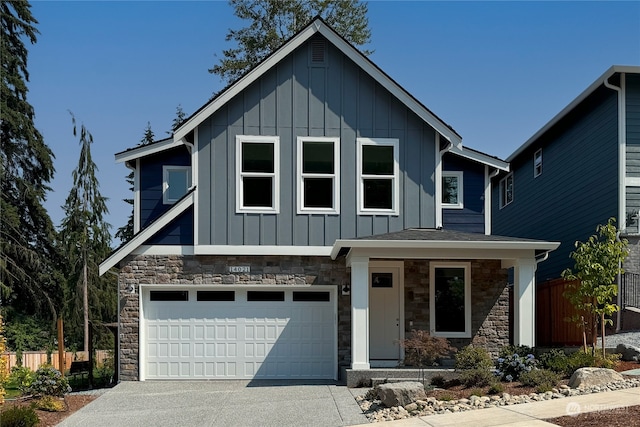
[330,228,559,266]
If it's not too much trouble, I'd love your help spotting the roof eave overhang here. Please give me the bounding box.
[330,238,560,264]
[173,19,462,147]
[507,65,640,163]
[448,145,509,171]
[99,191,195,275]
[115,137,186,163]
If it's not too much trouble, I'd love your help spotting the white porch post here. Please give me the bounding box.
[513,258,537,347]
[350,256,370,370]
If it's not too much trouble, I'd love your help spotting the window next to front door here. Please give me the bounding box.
[430,262,471,338]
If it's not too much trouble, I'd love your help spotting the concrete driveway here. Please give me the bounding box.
[58,380,368,427]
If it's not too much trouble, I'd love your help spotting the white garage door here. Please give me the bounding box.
[142,287,336,380]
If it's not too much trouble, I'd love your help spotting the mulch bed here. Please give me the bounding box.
[1,395,96,427]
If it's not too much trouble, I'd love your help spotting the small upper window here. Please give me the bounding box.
[236,136,280,213]
[357,138,399,215]
[163,166,191,204]
[442,171,464,209]
[534,149,542,178]
[500,173,514,208]
[297,137,340,214]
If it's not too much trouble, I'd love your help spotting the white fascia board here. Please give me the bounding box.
[194,245,333,256]
[133,245,195,256]
[332,238,559,260]
[174,19,462,147]
[115,138,186,163]
[507,65,640,162]
[316,24,462,147]
[99,192,195,275]
[449,145,509,171]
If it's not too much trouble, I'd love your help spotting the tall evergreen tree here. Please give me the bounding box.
[0,0,61,320]
[115,122,155,243]
[59,112,113,351]
[209,0,371,84]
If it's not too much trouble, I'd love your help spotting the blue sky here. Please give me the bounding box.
[27,1,640,243]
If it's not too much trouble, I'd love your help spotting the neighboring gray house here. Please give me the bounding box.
[491,65,640,329]
[100,18,557,382]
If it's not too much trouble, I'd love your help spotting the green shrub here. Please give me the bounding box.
[36,395,65,412]
[0,404,39,427]
[430,375,446,387]
[538,349,570,374]
[495,352,537,382]
[400,330,456,367]
[454,345,493,371]
[488,382,504,394]
[519,369,560,393]
[498,345,535,359]
[9,366,35,394]
[27,365,71,397]
[460,368,494,387]
[468,388,484,397]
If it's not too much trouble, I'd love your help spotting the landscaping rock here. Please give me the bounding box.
[569,367,624,388]
[377,381,427,407]
[616,343,640,361]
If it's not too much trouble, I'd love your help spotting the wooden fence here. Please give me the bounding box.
[2,350,111,375]
[536,278,584,346]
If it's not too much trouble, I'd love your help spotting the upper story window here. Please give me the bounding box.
[534,149,543,178]
[297,137,340,214]
[236,135,280,213]
[357,138,399,215]
[442,171,464,209]
[163,166,191,204]
[500,173,514,208]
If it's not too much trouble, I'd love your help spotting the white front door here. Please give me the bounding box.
[369,264,402,363]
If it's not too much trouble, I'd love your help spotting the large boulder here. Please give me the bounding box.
[616,343,640,361]
[569,367,624,388]
[376,381,427,407]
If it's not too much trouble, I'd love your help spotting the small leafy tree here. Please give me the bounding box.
[0,314,7,404]
[561,218,628,356]
[399,329,455,384]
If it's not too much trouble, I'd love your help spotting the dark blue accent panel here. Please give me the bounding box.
[139,146,191,228]
[443,154,485,234]
[492,85,618,281]
[146,207,194,245]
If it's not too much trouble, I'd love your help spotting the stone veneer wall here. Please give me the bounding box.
[403,259,509,357]
[118,254,349,381]
[623,235,640,274]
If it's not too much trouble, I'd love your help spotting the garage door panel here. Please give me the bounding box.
[144,288,335,379]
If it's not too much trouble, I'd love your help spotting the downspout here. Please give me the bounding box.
[485,167,501,235]
[603,73,626,233]
[435,133,453,229]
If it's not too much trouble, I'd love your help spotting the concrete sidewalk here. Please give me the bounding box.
[348,386,640,426]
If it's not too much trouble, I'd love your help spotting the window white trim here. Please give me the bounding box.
[499,173,514,209]
[162,165,191,205]
[296,136,340,214]
[356,137,399,216]
[534,149,542,178]
[235,135,280,214]
[442,171,464,209]
[429,262,471,338]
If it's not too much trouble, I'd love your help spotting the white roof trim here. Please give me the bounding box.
[330,238,559,260]
[99,192,195,275]
[115,137,185,163]
[194,245,332,256]
[448,145,509,171]
[174,19,461,146]
[507,65,640,162]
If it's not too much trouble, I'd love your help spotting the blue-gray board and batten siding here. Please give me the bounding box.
[196,34,442,247]
[625,74,640,231]
[443,154,485,234]
[492,85,619,282]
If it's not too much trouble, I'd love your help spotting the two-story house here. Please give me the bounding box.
[492,65,640,335]
[99,18,557,383]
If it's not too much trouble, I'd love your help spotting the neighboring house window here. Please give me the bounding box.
[499,173,514,208]
[236,135,280,213]
[297,136,340,214]
[163,166,191,204]
[357,138,399,215]
[534,149,542,178]
[430,262,471,338]
[442,171,464,209]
